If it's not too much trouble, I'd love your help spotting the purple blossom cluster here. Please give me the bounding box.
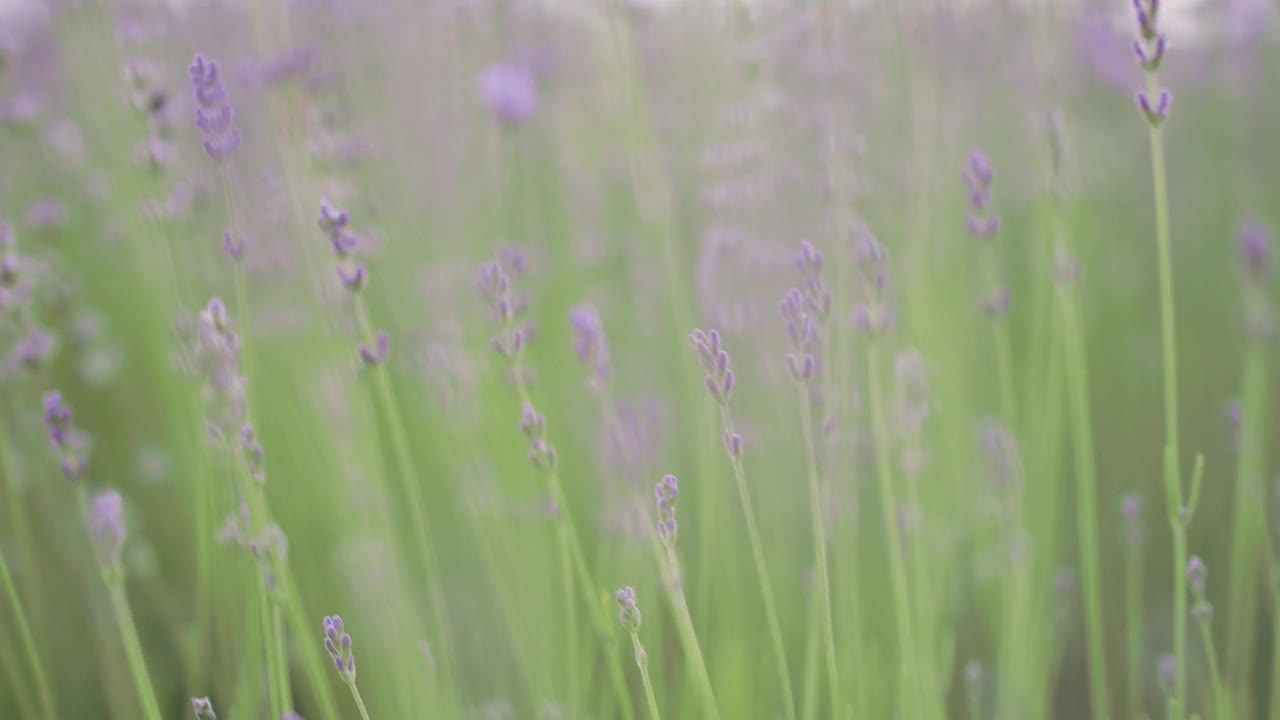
[479,63,538,126]
[192,298,247,442]
[323,615,357,682]
[1131,1,1172,126]
[478,254,531,360]
[519,402,557,472]
[689,328,742,459]
[851,228,894,334]
[317,202,388,365]
[189,54,242,161]
[655,473,678,549]
[568,304,610,389]
[42,390,89,479]
[90,489,127,570]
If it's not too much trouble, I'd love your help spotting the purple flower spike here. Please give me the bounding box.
[1240,221,1270,277]
[479,63,538,126]
[322,615,357,682]
[203,127,243,161]
[14,328,55,368]
[189,54,241,161]
[318,201,349,232]
[358,331,390,367]
[615,586,641,632]
[1120,493,1143,546]
[90,489,127,569]
[42,390,89,480]
[337,264,367,291]
[656,473,679,548]
[691,328,737,405]
[222,229,246,259]
[568,304,611,388]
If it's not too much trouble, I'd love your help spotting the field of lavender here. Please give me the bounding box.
[1,0,1277,718]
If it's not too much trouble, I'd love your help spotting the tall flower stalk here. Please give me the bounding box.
[690,328,797,720]
[1130,5,1194,718]
[568,305,721,719]
[480,258,634,720]
[781,241,840,717]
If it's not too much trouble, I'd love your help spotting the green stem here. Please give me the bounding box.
[1144,65,1186,719]
[1225,348,1268,680]
[865,342,921,718]
[1195,614,1229,720]
[346,679,374,720]
[0,548,55,719]
[630,634,662,720]
[353,297,455,703]
[1270,585,1280,720]
[107,579,165,720]
[1126,542,1144,720]
[559,519,580,710]
[799,386,841,717]
[718,404,798,720]
[1059,289,1111,720]
[280,569,342,720]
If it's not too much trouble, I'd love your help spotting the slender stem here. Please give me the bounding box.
[508,365,634,720]
[866,342,921,718]
[600,394,719,720]
[353,297,455,700]
[1144,65,1186,719]
[660,548,721,720]
[273,602,291,712]
[280,568,342,720]
[1125,542,1144,720]
[1059,286,1112,720]
[1195,615,1229,720]
[1270,585,1280,720]
[799,386,841,716]
[347,680,374,720]
[718,404,798,720]
[255,538,284,719]
[559,521,580,710]
[107,579,165,720]
[0,549,55,719]
[630,633,662,720]
[1225,348,1268,679]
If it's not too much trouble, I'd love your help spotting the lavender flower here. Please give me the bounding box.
[90,489,126,570]
[852,228,894,334]
[13,327,55,369]
[479,63,538,126]
[1158,654,1175,693]
[322,615,357,682]
[690,328,735,405]
[358,331,389,367]
[780,284,818,384]
[316,202,368,293]
[655,473,678,549]
[568,304,610,388]
[192,297,247,439]
[520,402,557,471]
[1131,1,1172,127]
[1187,555,1212,619]
[222,230,245,260]
[1240,221,1271,277]
[239,423,264,483]
[189,54,241,161]
[962,151,998,235]
[616,586,641,633]
[192,697,217,719]
[42,390,89,479]
[479,257,530,358]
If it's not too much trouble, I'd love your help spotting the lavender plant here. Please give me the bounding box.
[1,2,1278,719]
